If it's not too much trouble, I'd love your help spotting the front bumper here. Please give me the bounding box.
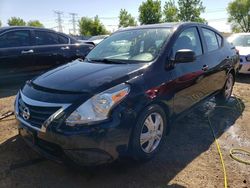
[15,91,136,166]
[17,113,133,166]
[18,125,116,165]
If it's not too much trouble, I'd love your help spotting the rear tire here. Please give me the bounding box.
[215,73,234,104]
[130,104,167,161]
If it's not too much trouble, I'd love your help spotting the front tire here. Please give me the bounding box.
[215,73,234,104]
[130,104,167,161]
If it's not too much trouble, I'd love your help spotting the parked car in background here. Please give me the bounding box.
[88,35,109,45]
[16,22,239,166]
[0,26,94,84]
[78,35,109,46]
[228,33,250,74]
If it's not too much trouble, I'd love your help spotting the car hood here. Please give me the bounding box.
[32,60,147,93]
[236,46,250,56]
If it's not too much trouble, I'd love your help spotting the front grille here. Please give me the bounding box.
[18,97,60,129]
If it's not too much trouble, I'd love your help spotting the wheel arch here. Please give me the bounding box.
[228,68,236,82]
[127,100,172,153]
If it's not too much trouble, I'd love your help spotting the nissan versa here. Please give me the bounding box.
[15,23,239,166]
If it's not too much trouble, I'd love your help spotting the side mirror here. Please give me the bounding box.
[174,49,196,63]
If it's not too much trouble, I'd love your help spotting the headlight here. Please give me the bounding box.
[66,83,130,126]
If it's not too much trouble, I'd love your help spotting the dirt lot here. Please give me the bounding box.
[0,75,249,188]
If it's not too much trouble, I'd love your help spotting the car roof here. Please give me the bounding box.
[0,26,63,35]
[117,22,207,32]
[0,26,77,41]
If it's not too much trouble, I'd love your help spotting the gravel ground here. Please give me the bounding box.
[0,75,249,188]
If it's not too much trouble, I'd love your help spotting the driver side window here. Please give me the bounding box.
[172,27,202,57]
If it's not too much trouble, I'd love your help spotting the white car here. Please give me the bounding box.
[228,33,250,74]
[88,35,109,45]
[78,35,109,46]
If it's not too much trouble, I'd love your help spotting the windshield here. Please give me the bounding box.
[229,34,250,47]
[86,28,172,63]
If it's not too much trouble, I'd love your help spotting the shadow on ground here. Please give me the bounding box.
[236,74,250,84]
[0,84,22,99]
[0,97,244,188]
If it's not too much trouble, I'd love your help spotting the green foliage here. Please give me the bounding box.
[27,20,44,27]
[231,25,242,33]
[0,20,2,27]
[8,17,26,26]
[6,18,44,28]
[79,17,92,36]
[79,16,108,36]
[163,0,179,22]
[119,9,137,27]
[178,0,206,23]
[138,0,162,24]
[227,0,250,32]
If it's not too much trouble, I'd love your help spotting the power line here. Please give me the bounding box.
[54,10,64,32]
[69,12,78,35]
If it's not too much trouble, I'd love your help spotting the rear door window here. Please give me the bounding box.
[202,28,219,52]
[0,30,31,48]
[58,35,69,44]
[34,31,59,45]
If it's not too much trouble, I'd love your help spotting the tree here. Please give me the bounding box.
[231,25,242,33]
[119,9,137,27]
[139,0,162,24]
[79,17,92,36]
[79,16,108,36]
[27,20,44,27]
[163,0,179,22]
[92,16,109,35]
[8,17,26,26]
[0,20,2,27]
[227,0,250,32]
[178,0,206,23]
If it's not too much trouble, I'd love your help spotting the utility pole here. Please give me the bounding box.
[54,10,63,32]
[69,13,77,35]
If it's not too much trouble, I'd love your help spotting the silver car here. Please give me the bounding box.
[228,33,250,74]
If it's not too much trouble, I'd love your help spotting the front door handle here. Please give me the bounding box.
[21,49,34,54]
[202,65,209,71]
[61,46,70,50]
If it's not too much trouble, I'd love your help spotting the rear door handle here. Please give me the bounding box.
[21,49,34,54]
[202,65,209,71]
[61,46,70,50]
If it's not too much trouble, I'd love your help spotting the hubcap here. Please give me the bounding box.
[140,112,164,153]
[225,74,233,99]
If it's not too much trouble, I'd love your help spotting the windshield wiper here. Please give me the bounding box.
[87,58,127,64]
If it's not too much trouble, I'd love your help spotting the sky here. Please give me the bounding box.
[0,0,232,34]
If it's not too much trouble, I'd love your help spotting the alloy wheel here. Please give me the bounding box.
[140,112,164,153]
